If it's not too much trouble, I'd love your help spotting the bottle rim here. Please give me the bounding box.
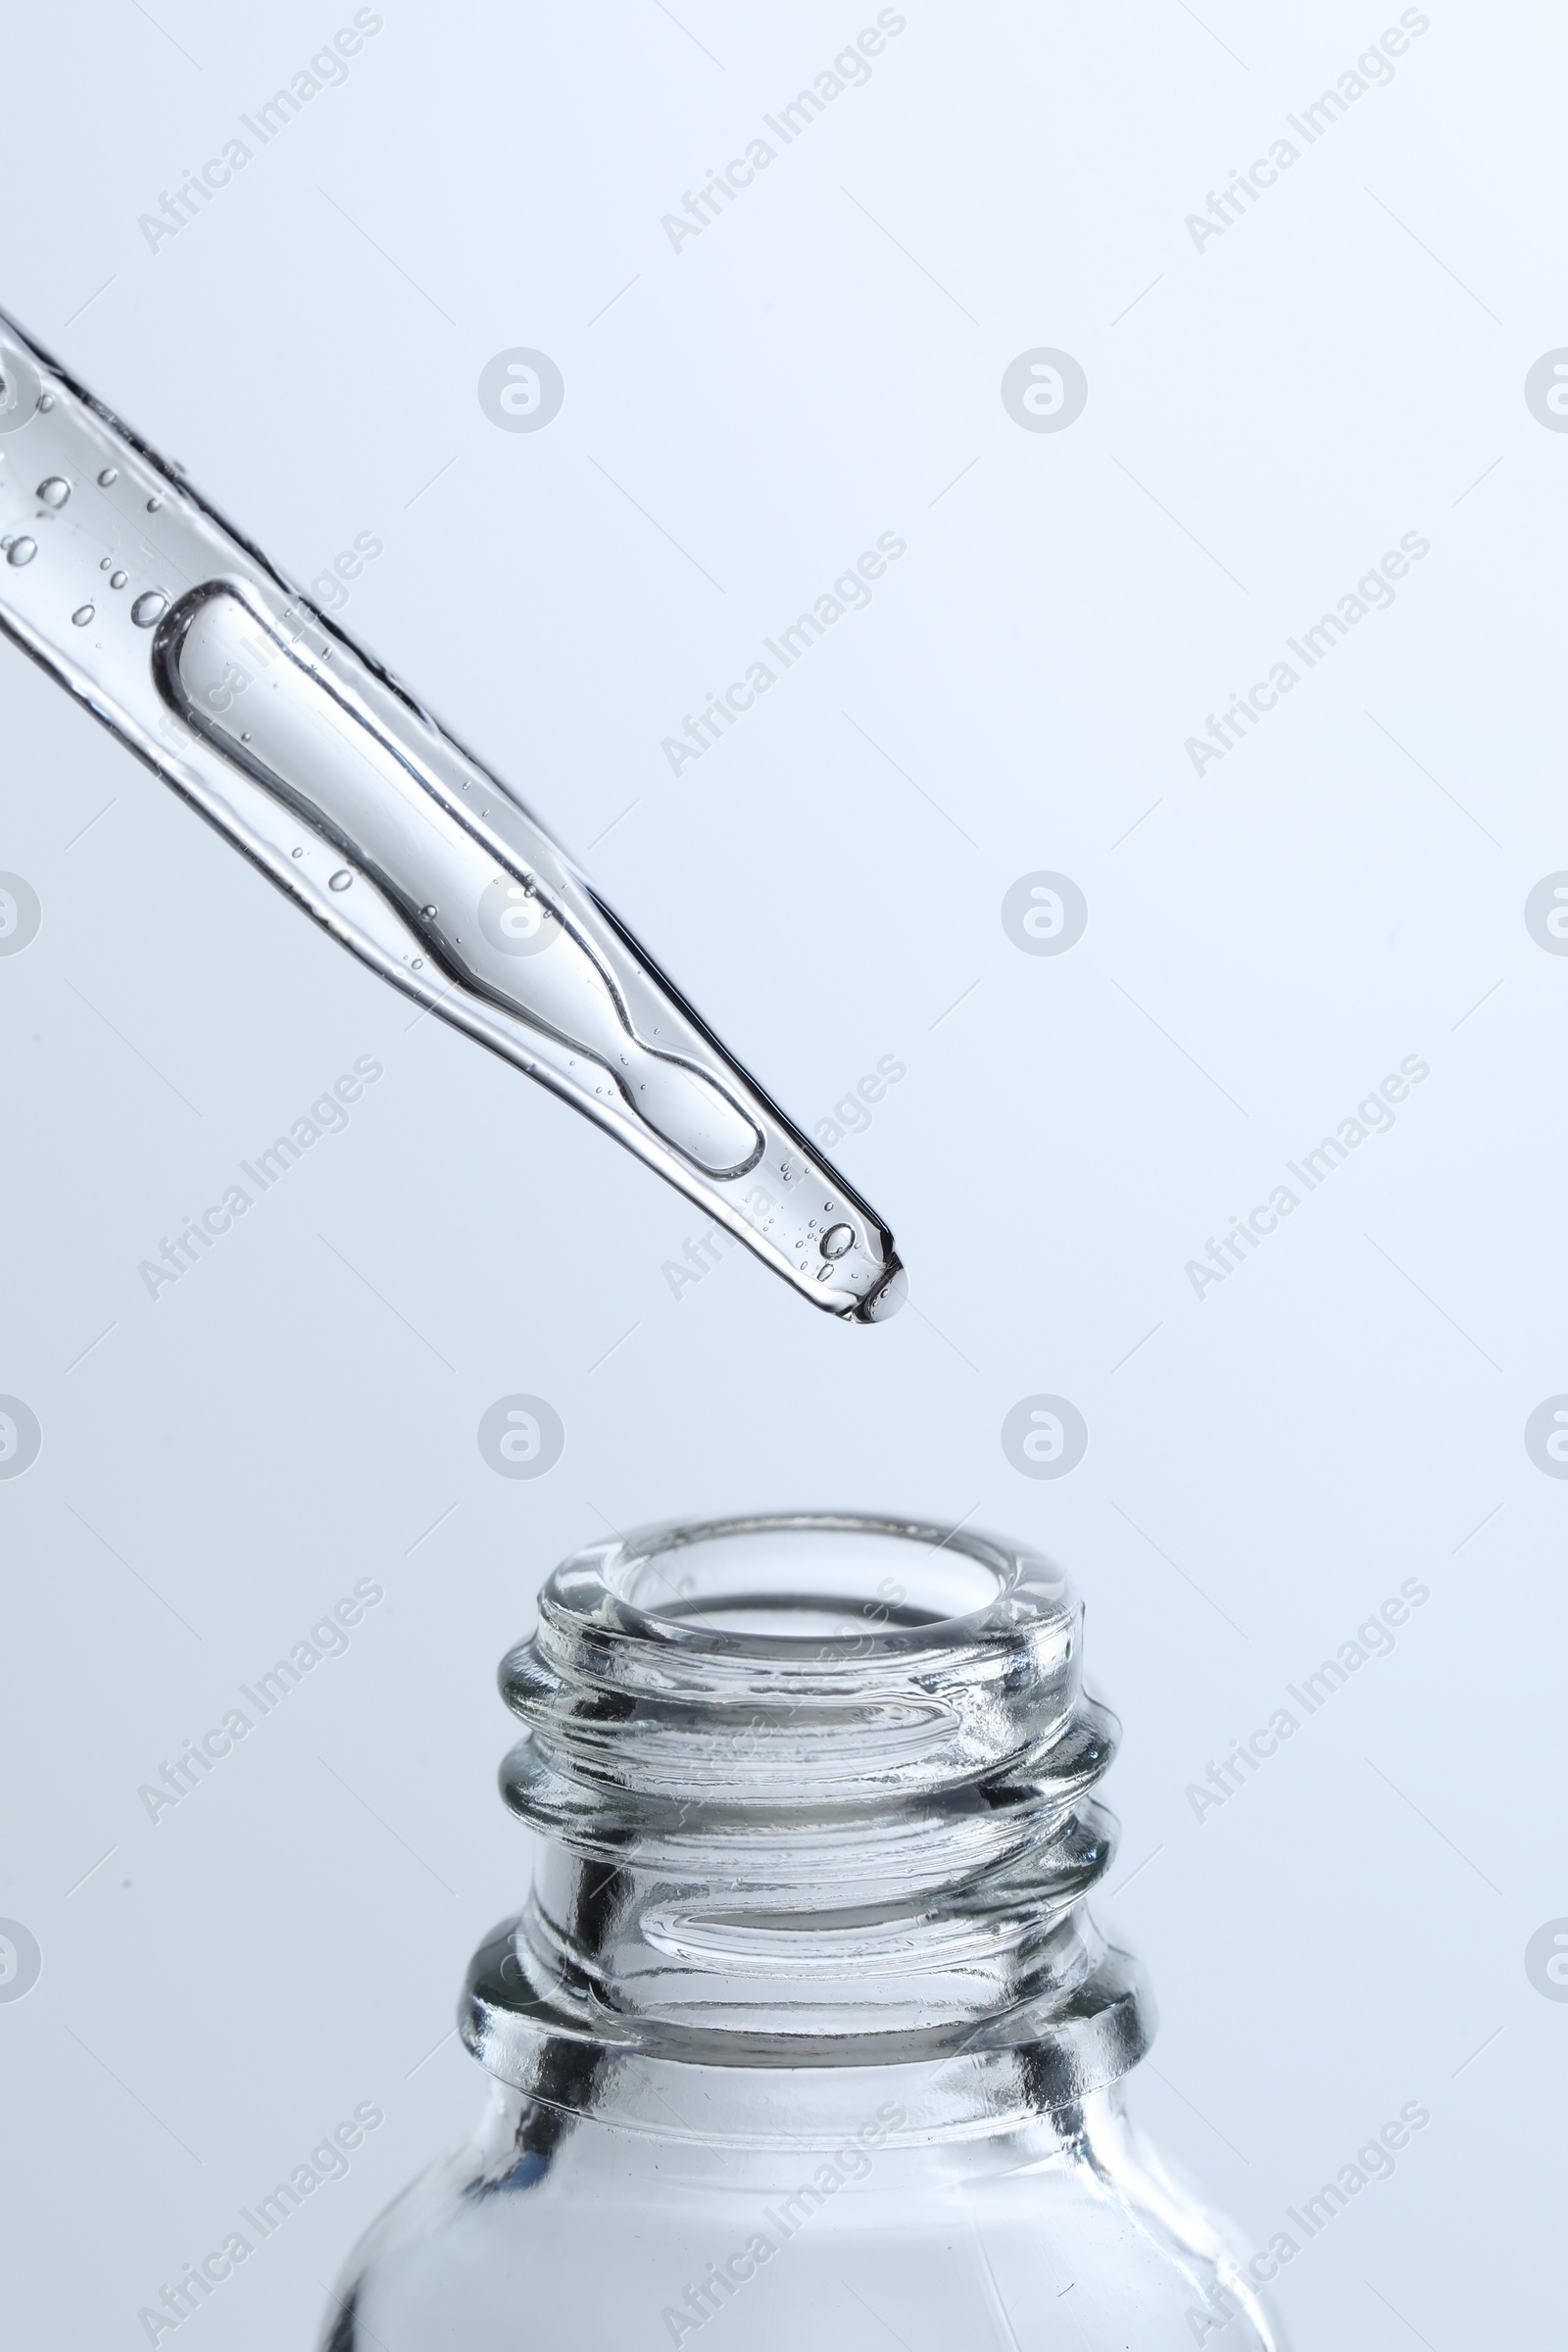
[537,1510,1074,1668]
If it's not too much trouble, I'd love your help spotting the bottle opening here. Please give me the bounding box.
[611,1519,1013,1642]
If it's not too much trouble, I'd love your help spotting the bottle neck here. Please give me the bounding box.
[461,1515,1152,2146]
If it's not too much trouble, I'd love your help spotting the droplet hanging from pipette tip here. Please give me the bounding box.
[860,1263,908,1324]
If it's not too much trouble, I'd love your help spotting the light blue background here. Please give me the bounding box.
[2,3,1563,2344]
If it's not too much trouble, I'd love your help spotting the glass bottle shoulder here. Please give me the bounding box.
[325,2083,1283,2352]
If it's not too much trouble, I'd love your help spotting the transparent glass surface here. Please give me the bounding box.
[0,312,902,1321]
[322,1518,1284,2348]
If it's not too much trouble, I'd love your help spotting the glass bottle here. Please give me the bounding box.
[320,1514,1283,2349]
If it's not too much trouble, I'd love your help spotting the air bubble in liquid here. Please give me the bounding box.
[130,592,167,627]
[329,870,353,892]
[7,537,36,566]
[110,569,126,588]
[36,477,70,508]
[420,905,437,919]
[820,1223,854,1260]
[97,466,118,486]
[72,604,94,626]
[146,495,161,513]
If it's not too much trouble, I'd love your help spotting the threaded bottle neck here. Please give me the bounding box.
[463,1516,1152,2143]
